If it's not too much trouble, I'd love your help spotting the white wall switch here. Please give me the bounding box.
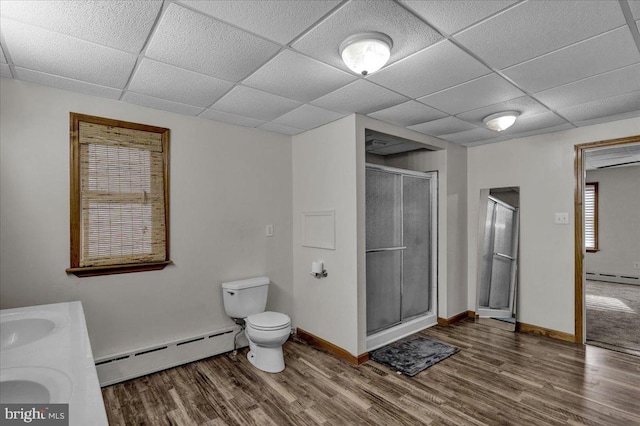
[554,212,569,224]
[266,224,273,237]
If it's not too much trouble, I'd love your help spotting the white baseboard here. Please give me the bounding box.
[95,325,248,386]
[586,272,640,286]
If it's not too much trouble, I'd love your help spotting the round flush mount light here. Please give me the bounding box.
[340,32,393,76]
[483,111,520,132]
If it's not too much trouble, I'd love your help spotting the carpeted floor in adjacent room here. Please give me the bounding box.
[586,280,640,357]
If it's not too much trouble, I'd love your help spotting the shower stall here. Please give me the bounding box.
[365,164,438,350]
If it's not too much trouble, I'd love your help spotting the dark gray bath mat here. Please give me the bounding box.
[370,336,459,376]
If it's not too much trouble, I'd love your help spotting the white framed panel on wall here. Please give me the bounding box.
[301,210,336,250]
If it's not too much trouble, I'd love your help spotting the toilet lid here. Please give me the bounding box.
[247,311,290,330]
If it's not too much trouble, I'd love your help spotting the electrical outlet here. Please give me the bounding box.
[634,262,640,270]
[266,224,273,237]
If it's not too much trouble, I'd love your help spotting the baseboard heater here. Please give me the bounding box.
[95,325,248,386]
[586,271,640,286]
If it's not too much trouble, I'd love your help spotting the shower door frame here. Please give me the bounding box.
[365,164,438,351]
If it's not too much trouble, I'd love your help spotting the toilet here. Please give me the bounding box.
[221,276,291,373]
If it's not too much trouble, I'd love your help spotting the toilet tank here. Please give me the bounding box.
[221,276,270,319]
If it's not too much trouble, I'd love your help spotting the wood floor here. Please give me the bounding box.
[101,319,640,425]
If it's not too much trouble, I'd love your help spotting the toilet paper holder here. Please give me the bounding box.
[310,261,328,278]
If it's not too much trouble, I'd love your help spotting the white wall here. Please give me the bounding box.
[292,115,360,355]
[467,117,640,334]
[0,78,293,358]
[585,166,640,277]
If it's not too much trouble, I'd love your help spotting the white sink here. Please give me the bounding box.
[0,367,73,403]
[0,311,67,350]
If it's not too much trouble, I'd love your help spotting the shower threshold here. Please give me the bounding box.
[366,313,437,352]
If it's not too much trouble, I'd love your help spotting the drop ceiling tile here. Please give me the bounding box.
[461,136,511,147]
[400,0,518,35]
[419,74,524,115]
[368,41,490,98]
[292,0,442,73]
[558,91,640,123]
[503,27,640,93]
[199,109,265,128]
[1,18,137,88]
[311,79,408,115]
[500,111,569,135]
[507,123,575,140]
[258,122,304,135]
[0,46,6,63]
[242,50,355,103]
[455,96,549,126]
[181,0,341,44]
[454,0,626,69]
[367,101,447,127]
[128,59,233,108]
[407,116,477,136]
[272,104,345,130]
[534,63,640,110]
[145,3,280,82]
[0,0,162,54]
[210,85,302,121]
[1,64,12,78]
[573,109,640,128]
[630,1,640,19]
[14,67,122,99]
[122,92,205,116]
[438,127,499,144]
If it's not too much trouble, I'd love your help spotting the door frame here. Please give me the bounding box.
[574,134,640,344]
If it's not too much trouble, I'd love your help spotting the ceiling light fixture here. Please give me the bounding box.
[340,32,393,76]
[483,111,520,132]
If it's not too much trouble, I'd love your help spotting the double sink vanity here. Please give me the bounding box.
[0,302,107,424]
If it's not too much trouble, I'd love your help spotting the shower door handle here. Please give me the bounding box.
[366,246,407,253]
[494,252,514,260]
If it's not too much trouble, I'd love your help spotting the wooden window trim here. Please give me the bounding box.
[585,182,599,253]
[67,113,171,277]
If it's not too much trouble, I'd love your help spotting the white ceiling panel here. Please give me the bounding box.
[128,59,234,108]
[407,116,477,136]
[258,122,304,135]
[534,63,640,110]
[292,0,442,73]
[145,3,280,82]
[0,0,162,54]
[210,85,302,121]
[311,79,408,114]
[242,50,355,103]
[0,45,6,63]
[369,41,490,98]
[455,96,549,126]
[272,104,345,130]
[181,0,341,44]
[438,127,501,144]
[418,73,524,115]
[122,91,205,116]
[1,18,136,88]
[455,0,626,69]
[557,91,640,123]
[508,123,575,140]
[572,109,640,128]
[1,63,11,78]
[503,27,640,93]
[400,0,518,35]
[499,111,569,135]
[367,101,447,127]
[630,1,640,18]
[199,109,265,128]
[15,67,122,99]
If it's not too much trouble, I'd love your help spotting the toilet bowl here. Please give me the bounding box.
[245,311,291,373]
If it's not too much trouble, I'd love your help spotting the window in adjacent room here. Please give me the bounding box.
[67,113,171,277]
[584,182,598,252]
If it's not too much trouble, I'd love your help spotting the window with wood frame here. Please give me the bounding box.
[585,182,598,252]
[67,113,171,277]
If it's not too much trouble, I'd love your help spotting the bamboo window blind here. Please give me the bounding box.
[68,113,171,276]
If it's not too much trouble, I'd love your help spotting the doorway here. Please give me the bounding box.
[574,135,640,345]
[365,164,438,350]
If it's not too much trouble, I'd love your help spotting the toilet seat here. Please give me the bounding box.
[247,311,290,331]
